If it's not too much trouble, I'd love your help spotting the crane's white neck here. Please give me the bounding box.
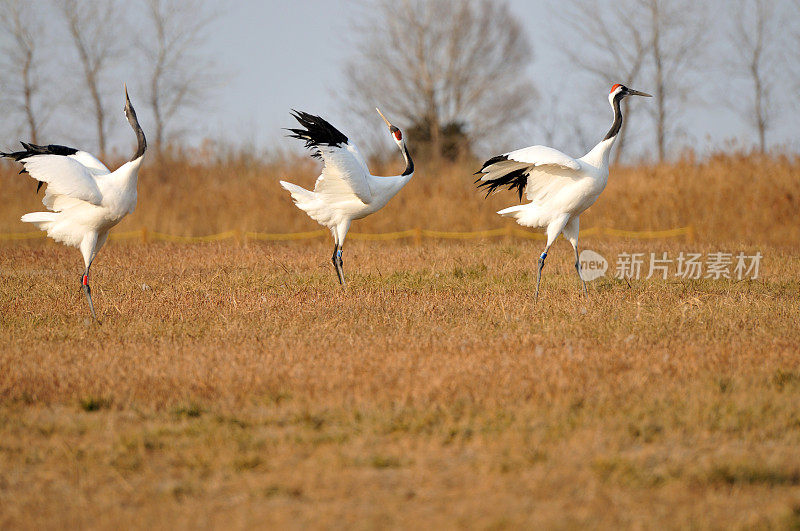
[581,137,616,167]
[113,155,143,188]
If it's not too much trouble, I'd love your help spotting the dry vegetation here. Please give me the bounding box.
[1,152,799,528]
[1,149,798,242]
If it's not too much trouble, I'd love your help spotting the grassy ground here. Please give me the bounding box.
[1,237,799,528]
[1,152,798,527]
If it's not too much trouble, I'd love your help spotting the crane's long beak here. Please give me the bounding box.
[124,84,133,113]
[628,89,652,97]
[375,107,393,128]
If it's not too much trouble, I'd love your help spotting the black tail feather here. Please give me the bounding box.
[286,110,348,158]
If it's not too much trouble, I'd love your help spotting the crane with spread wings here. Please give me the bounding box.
[281,109,414,285]
[2,87,147,320]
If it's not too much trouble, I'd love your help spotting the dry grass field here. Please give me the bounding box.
[1,152,799,528]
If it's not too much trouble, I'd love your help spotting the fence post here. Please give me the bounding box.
[413,227,423,246]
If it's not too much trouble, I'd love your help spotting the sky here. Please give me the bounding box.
[4,0,798,159]
[189,0,797,159]
[196,1,352,152]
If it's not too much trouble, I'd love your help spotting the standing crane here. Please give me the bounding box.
[281,109,414,285]
[2,86,146,320]
[474,84,651,301]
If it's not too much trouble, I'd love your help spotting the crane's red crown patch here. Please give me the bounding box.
[610,83,622,93]
[393,130,402,141]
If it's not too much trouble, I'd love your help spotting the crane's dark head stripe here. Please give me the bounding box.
[287,110,349,158]
[124,92,147,161]
[401,143,413,176]
[604,91,625,140]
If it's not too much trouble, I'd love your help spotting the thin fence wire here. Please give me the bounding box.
[0,225,695,244]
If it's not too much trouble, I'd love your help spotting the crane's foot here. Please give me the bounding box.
[81,274,98,322]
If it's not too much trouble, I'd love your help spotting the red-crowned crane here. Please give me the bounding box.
[2,87,146,320]
[475,84,651,301]
[280,109,414,285]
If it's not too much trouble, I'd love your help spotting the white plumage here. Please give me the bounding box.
[281,109,414,285]
[3,87,147,319]
[476,84,651,300]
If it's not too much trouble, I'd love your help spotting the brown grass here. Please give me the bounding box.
[1,151,798,242]
[0,152,799,528]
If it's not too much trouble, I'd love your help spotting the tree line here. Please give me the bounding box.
[0,0,796,164]
[343,0,797,162]
[0,0,215,160]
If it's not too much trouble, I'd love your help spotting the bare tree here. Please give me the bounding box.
[642,0,707,162]
[342,0,536,160]
[794,2,800,106]
[138,0,217,158]
[0,1,50,143]
[57,0,126,157]
[724,0,782,153]
[557,0,705,162]
[521,77,590,158]
[557,1,648,163]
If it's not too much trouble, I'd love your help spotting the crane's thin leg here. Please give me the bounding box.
[79,232,104,322]
[535,215,570,304]
[331,243,345,285]
[562,217,587,298]
[534,250,548,303]
[573,244,588,297]
[81,267,97,320]
[331,221,351,287]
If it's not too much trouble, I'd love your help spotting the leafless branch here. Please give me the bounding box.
[341,0,536,160]
[137,0,219,158]
[723,0,783,153]
[56,0,126,157]
[558,0,706,162]
[0,1,52,143]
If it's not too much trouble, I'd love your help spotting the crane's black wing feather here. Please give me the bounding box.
[1,142,79,193]
[474,154,509,174]
[474,154,529,202]
[286,110,349,159]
